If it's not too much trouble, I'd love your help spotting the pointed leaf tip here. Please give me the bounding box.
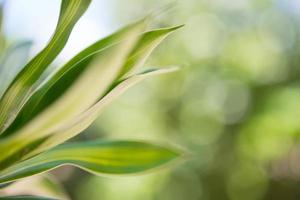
[0,140,181,184]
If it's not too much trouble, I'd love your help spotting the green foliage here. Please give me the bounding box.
[0,140,180,184]
[0,0,182,198]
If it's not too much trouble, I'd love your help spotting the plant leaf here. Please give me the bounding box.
[0,22,146,167]
[0,41,32,99]
[0,68,178,169]
[1,19,148,137]
[0,0,92,134]
[118,25,183,77]
[2,24,182,138]
[25,67,179,159]
[0,140,180,184]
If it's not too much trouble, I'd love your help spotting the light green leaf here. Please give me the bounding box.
[1,20,148,137]
[0,67,178,169]
[118,25,183,77]
[2,24,182,138]
[0,0,92,134]
[0,140,180,184]
[0,24,182,166]
[0,22,146,167]
[0,41,32,98]
[25,67,178,159]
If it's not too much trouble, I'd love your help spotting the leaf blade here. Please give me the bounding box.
[2,19,148,136]
[0,0,92,133]
[0,21,146,167]
[25,67,179,158]
[119,25,184,77]
[0,140,180,184]
[3,24,182,137]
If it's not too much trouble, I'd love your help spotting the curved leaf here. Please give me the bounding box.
[25,67,178,159]
[1,19,148,137]
[3,24,182,138]
[0,0,92,134]
[0,22,145,167]
[0,67,178,169]
[0,140,180,184]
[119,25,183,77]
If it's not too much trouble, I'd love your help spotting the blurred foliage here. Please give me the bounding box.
[69,0,300,200]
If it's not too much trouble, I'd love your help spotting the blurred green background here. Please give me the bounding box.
[3,0,300,199]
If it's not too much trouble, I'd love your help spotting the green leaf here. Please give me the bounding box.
[24,67,178,159]
[2,24,182,138]
[1,19,148,137]
[118,25,184,77]
[0,68,178,169]
[0,0,92,134]
[0,22,146,167]
[0,41,32,99]
[0,140,180,184]
[0,196,58,200]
